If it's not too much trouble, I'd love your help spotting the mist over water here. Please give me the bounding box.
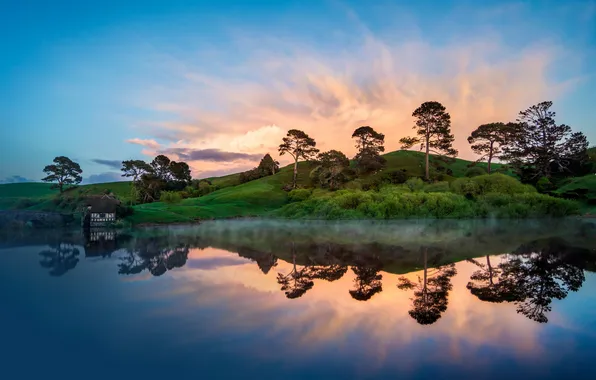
[1,219,595,379]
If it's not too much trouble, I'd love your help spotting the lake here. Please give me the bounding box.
[1,219,596,379]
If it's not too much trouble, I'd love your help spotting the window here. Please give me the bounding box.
[100,213,105,218]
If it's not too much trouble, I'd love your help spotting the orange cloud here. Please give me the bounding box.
[131,19,580,176]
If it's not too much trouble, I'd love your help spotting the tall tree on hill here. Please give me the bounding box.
[42,156,83,193]
[169,161,192,187]
[400,101,457,180]
[150,155,172,181]
[257,153,280,176]
[502,101,589,180]
[278,129,319,188]
[352,126,386,173]
[467,122,508,174]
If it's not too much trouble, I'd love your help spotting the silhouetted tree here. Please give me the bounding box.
[400,101,457,180]
[310,150,352,190]
[466,255,521,303]
[118,238,190,277]
[276,248,315,299]
[278,129,319,188]
[397,247,456,325]
[349,257,383,301]
[467,123,508,173]
[42,156,83,193]
[352,126,386,173]
[502,101,589,180]
[121,160,152,204]
[258,153,280,176]
[496,239,586,323]
[39,242,80,276]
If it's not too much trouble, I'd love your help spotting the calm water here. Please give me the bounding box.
[1,219,596,379]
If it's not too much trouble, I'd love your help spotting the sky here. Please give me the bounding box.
[1,0,595,183]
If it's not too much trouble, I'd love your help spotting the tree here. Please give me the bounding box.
[41,156,83,193]
[349,264,383,301]
[502,101,589,180]
[121,160,152,205]
[397,247,457,325]
[400,101,457,180]
[352,126,386,173]
[276,245,315,299]
[310,150,351,190]
[257,153,280,176]
[150,155,172,181]
[467,122,508,174]
[495,239,586,323]
[169,161,192,188]
[278,129,319,188]
[466,255,520,303]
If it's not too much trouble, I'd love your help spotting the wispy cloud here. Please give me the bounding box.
[91,159,122,170]
[123,4,588,176]
[126,138,161,149]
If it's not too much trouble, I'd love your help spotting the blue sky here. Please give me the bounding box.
[1,0,595,183]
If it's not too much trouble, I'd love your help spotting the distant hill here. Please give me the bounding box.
[0,150,511,220]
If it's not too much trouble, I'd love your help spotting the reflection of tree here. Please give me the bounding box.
[237,248,278,275]
[118,238,190,277]
[495,240,586,323]
[349,257,383,301]
[466,255,520,303]
[397,247,456,325]
[276,245,314,299]
[39,243,80,277]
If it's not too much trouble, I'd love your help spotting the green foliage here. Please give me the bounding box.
[277,186,578,220]
[425,181,450,193]
[465,167,487,178]
[288,189,313,203]
[160,191,182,204]
[352,126,386,173]
[536,176,555,193]
[553,175,596,203]
[405,178,425,192]
[42,156,83,193]
[451,174,535,198]
[467,122,507,173]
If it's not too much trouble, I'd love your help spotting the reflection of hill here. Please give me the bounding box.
[189,219,596,275]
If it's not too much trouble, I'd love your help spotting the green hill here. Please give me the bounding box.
[0,150,530,223]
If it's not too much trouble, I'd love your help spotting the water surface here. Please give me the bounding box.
[1,219,596,379]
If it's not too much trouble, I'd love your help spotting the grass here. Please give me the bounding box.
[0,150,581,223]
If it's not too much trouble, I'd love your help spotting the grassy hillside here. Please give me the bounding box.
[0,181,133,211]
[0,150,569,224]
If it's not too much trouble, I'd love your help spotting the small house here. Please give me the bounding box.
[83,195,120,227]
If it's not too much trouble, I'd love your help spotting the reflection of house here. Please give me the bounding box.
[83,228,120,258]
[83,195,120,227]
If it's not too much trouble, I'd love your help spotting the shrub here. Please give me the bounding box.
[424,181,450,193]
[451,173,535,197]
[405,177,425,192]
[382,169,409,185]
[465,167,487,177]
[288,189,312,203]
[14,198,40,209]
[116,204,134,218]
[160,191,182,204]
[536,176,555,193]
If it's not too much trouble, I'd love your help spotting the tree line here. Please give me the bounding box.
[275,100,591,189]
[40,99,592,198]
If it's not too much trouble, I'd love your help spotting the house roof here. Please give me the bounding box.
[85,195,120,213]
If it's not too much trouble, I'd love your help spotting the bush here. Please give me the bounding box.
[160,191,182,204]
[536,176,555,193]
[425,181,450,193]
[288,189,313,203]
[465,167,487,177]
[116,204,134,218]
[451,173,535,197]
[382,169,409,184]
[405,177,425,192]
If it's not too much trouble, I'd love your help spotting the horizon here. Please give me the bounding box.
[2,0,596,184]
